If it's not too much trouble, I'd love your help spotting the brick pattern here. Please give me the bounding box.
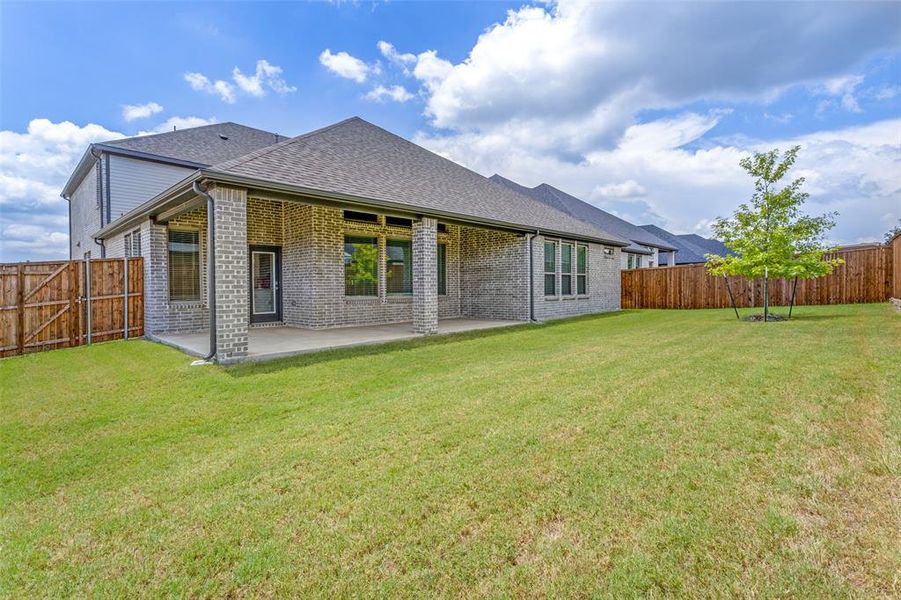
[531,235,621,321]
[247,197,284,246]
[211,185,248,361]
[412,217,438,334]
[459,226,530,321]
[280,207,461,329]
[145,209,210,335]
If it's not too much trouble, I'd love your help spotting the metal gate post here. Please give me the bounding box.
[123,257,129,340]
[85,258,92,345]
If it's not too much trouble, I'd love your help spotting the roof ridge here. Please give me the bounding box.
[102,121,282,147]
[208,116,361,173]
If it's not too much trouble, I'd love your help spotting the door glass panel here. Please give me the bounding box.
[252,251,275,314]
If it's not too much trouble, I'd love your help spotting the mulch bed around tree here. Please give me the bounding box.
[742,313,790,322]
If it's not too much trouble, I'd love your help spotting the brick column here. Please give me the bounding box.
[211,185,248,362]
[144,221,169,335]
[413,217,438,334]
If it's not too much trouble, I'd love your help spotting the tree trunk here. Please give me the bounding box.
[763,267,769,322]
[724,276,740,320]
[788,276,798,319]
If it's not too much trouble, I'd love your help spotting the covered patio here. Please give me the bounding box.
[151,318,524,363]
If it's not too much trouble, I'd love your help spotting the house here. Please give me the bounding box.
[489,176,678,269]
[62,122,287,259]
[639,225,730,265]
[65,117,630,363]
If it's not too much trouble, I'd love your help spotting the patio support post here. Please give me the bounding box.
[412,216,438,335]
[211,184,249,361]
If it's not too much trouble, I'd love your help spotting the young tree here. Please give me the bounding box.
[883,219,901,244]
[707,146,843,321]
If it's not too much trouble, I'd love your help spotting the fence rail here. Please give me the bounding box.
[0,257,143,358]
[621,244,897,310]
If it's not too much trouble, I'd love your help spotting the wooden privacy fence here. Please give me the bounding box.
[0,258,143,358]
[621,244,897,310]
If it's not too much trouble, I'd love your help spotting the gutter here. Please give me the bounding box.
[192,180,217,362]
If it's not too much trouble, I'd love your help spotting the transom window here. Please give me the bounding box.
[544,241,556,296]
[343,210,378,224]
[168,229,200,302]
[386,239,413,295]
[385,216,412,228]
[344,236,378,296]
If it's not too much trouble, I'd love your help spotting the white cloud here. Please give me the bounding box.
[590,180,647,200]
[184,59,294,103]
[232,59,297,96]
[0,119,124,261]
[416,114,901,245]
[319,49,372,83]
[122,102,163,122]
[185,72,236,103]
[813,74,864,113]
[377,40,417,74]
[364,84,414,103]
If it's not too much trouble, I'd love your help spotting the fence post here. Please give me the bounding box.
[16,264,24,354]
[85,258,92,345]
[123,257,129,340]
[69,261,78,347]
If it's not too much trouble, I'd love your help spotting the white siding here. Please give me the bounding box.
[108,155,194,220]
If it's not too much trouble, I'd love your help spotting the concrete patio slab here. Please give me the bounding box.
[150,318,525,363]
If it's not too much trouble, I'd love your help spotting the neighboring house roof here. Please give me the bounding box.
[677,234,731,258]
[61,122,285,198]
[489,175,677,255]
[197,117,627,245]
[639,225,730,265]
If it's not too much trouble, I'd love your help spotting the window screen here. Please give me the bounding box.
[577,245,587,294]
[544,241,556,296]
[344,236,378,296]
[386,239,412,295]
[168,229,200,302]
[561,243,573,295]
[437,243,447,295]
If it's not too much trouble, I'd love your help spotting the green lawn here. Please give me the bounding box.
[2,304,899,597]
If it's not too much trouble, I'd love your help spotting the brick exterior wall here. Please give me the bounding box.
[412,217,438,334]
[459,226,530,321]
[145,209,210,335]
[532,235,621,321]
[211,185,248,361]
[138,191,622,350]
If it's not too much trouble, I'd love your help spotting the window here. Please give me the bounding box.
[437,222,447,233]
[125,229,140,257]
[168,229,200,302]
[544,241,556,296]
[635,255,642,269]
[437,243,447,295]
[561,243,573,295]
[577,245,588,294]
[385,216,412,228]
[385,239,412,295]
[627,254,636,269]
[344,210,378,224]
[344,236,378,296]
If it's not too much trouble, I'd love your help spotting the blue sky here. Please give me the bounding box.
[2,1,900,262]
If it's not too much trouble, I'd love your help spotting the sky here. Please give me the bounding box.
[1,0,899,262]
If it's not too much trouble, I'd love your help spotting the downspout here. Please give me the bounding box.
[193,180,217,361]
[528,231,539,322]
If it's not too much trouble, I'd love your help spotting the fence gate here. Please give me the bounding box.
[0,258,143,358]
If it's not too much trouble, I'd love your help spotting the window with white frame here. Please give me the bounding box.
[544,241,556,296]
[577,245,588,294]
[124,233,132,257]
[561,243,574,295]
[131,229,141,257]
[168,229,201,302]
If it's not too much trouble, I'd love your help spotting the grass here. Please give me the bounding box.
[1,304,899,597]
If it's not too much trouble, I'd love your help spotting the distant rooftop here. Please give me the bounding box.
[489,175,677,254]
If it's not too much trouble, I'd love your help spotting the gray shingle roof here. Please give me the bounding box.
[102,122,286,166]
[208,117,628,244]
[639,225,731,264]
[489,175,677,254]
